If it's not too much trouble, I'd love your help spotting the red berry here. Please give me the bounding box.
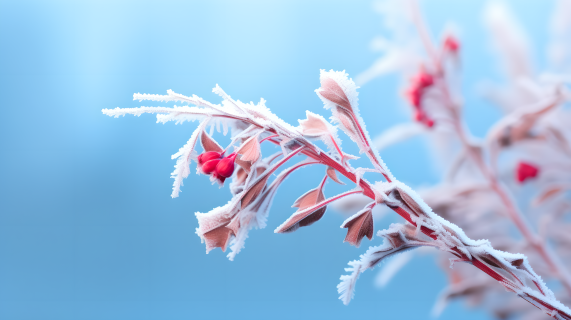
[416,72,434,88]
[516,161,539,183]
[407,87,422,108]
[198,151,223,165]
[424,118,435,128]
[215,153,237,178]
[444,36,460,53]
[202,159,220,174]
[413,109,425,122]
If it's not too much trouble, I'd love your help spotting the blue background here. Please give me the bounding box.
[0,0,555,319]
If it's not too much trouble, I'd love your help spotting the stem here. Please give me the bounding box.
[456,117,571,295]
[319,174,328,190]
[347,111,392,183]
[406,0,571,313]
[260,134,279,144]
[329,134,344,161]
[408,0,440,73]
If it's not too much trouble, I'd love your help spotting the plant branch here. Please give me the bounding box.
[405,0,571,313]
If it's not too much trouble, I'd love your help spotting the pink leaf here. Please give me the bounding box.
[201,131,223,153]
[235,154,253,173]
[338,223,434,305]
[533,185,570,206]
[319,77,353,112]
[292,185,325,210]
[393,187,428,217]
[241,146,305,209]
[341,204,375,247]
[299,111,334,137]
[327,166,345,185]
[226,214,241,236]
[335,108,360,137]
[171,119,210,198]
[276,176,328,233]
[316,70,393,180]
[236,134,261,163]
[277,205,327,234]
[275,189,362,234]
[240,175,270,209]
[195,199,241,253]
[203,225,234,252]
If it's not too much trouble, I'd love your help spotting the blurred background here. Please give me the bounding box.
[0,0,558,319]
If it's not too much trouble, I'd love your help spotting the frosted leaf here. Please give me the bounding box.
[170,119,210,198]
[275,189,363,234]
[338,223,433,305]
[236,133,261,163]
[195,196,242,253]
[340,202,376,247]
[197,148,310,259]
[326,166,345,185]
[201,130,223,153]
[292,180,326,210]
[226,158,319,260]
[279,184,327,233]
[533,184,570,206]
[276,177,328,233]
[316,70,393,180]
[298,111,342,156]
[299,110,337,137]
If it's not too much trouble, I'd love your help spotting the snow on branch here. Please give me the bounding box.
[104,66,571,318]
[338,223,434,305]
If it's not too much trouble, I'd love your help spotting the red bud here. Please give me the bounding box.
[407,88,422,108]
[516,161,539,183]
[413,110,425,122]
[415,72,434,89]
[198,151,223,165]
[444,36,460,53]
[424,118,435,128]
[216,153,237,178]
[202,159,220,174]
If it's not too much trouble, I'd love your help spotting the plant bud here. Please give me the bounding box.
[198,151,223,165]
[216,153,237,178]
[407,87,422,108]
[202,159,220,174]
[424,118,435,128]
[444,35,460,52]
[416,72,434,88]
[413,110,425,122]
[516,161,539,183]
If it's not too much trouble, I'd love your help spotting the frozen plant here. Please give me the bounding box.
[101,1,571,319]
[346,0,571,318]
[104,75,570,319]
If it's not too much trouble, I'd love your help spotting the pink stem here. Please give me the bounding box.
[260,134,279,144]
[262,124,571,318]
[203,94,569,316]
[443,74,571,297]
[319,174,328,190]
[406,0,571,313]
[408,0,441,73]
[329,134,344,159]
